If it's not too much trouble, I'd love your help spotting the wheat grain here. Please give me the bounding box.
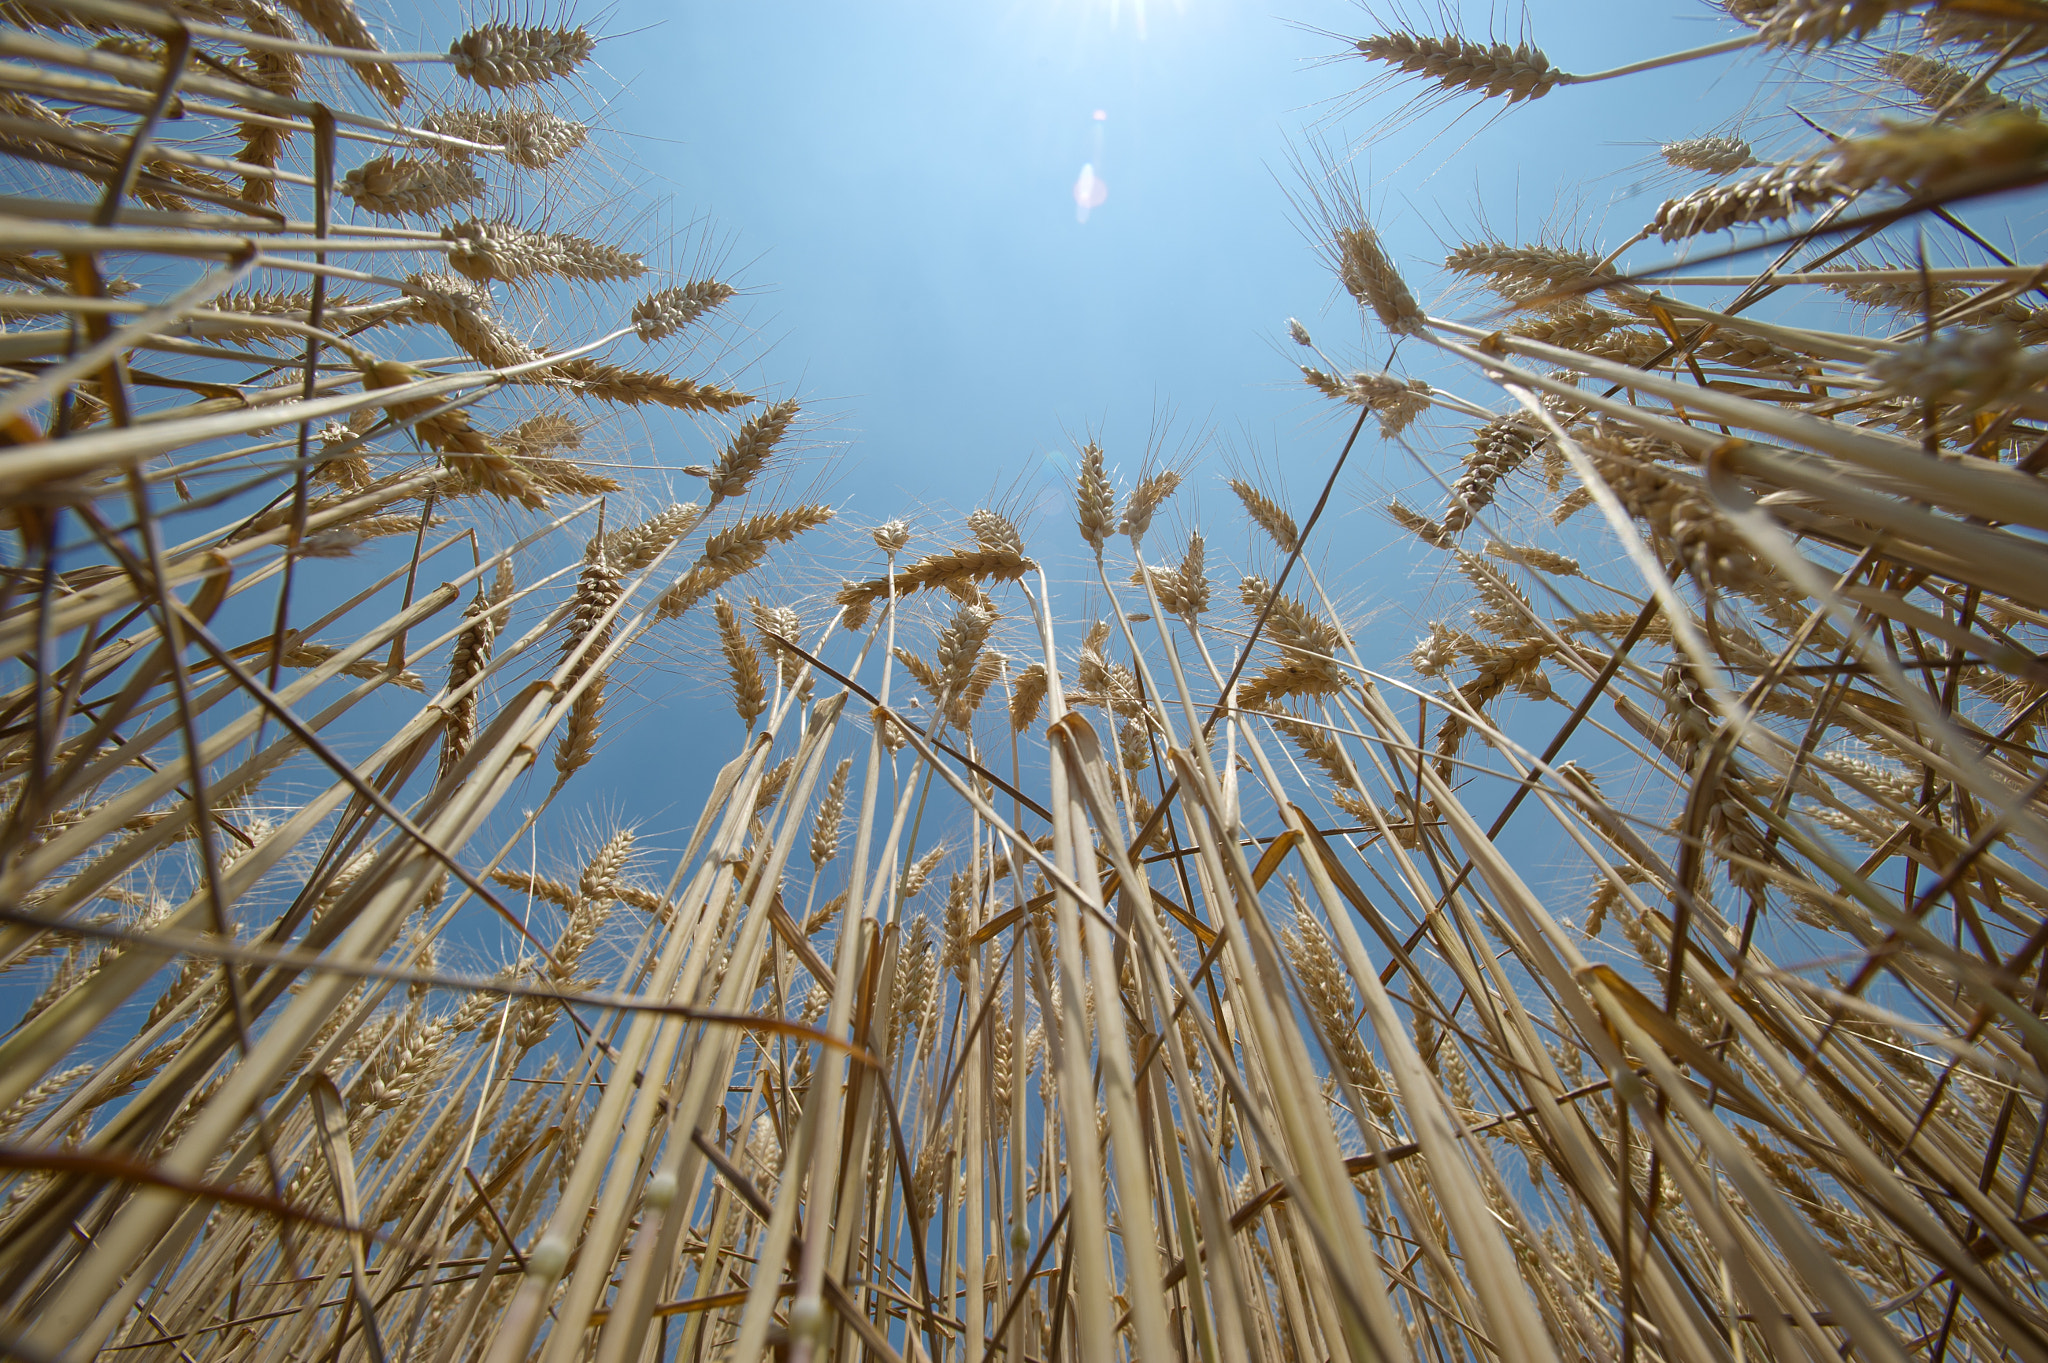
[1445,241,1615,297]
[1268,710,1355,790]
[1227,478,1299,553]
[491,868,578,909]
[1115,715,1151,772]
[713,597,768,729]
[1334,223,1426,335]
[1433,637,1554,773]
[900,844,947,901]
[503,411,585,459]
[577,829,635,908]
[1580,328,1669,365]
[1142,528,1210,621]
[1648,161,1852,240]
[1484,538,1580,577]
[1282,893,1396,1128]
[889,917,938,1058]
[1120,469,1181,544]
[1438,414,1548,541]
[363,358,549,506]
[327,513,436,543]
[1076,620,1143,716]
[278,0,408,106]
[657,505,835,617]
[967,508,1024,557]
[0,1063,90,1140]
[443,220,564,284]
[701,398,797,502]
[1237,575,1347,705]
[1829,110,2048,195]
[1864,324,2048,408]
[549,357,755,411]
[596,503,701,572]
[933,602,994,703]
[546,870,612,984]
[1352,31,1559,103]
[804,894,846,940]
[1409,621,1469,678]
[1581,431,1758,585]
[751,598,806,684]
[279,640,422,690]
[1458,548,1541,633]
[809,757,852,869]
[486,556,518,627]
[743,1111,781,1202]
[1755,0,1916,48]
[1694,331,1808,373]
[341,155,484,218]
[401,272,543,369]
[949,650,1005,728]
[448,24,596,90]
[986,1000,1014,1133]
[873,519,913,554]
[196,288,365,343]
[1921,7,2048,55]
[1877,51,2029,118]
[1814,261,1965,317]
[1509,308,1618,349]
[1660,135,1754,174]
[834,543,1034,616]
[1009,662,1048,732]
[560,552,623,690]
[423,107,589,169]
[1075,442,1117,555]
[1300,366,1433,435]
[892,642,946,712]
[351,1003,449,1120]
[632,280,735,341]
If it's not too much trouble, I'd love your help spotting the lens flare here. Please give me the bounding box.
[1073,163,1108,223]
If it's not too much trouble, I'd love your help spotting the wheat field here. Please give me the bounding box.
[0,1,2044,1361]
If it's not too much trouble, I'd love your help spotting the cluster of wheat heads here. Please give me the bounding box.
[0,0,841,1358]
[1284,0,2048,1360]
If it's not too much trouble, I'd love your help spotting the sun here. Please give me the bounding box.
[1038,0,1187,40]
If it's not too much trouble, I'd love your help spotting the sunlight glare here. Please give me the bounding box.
[1073,163,1108,223]
[1035,0,1187,41]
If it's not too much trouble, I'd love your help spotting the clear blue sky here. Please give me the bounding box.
[603,0,1753,513]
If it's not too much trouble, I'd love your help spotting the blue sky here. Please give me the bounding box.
[597,0,1759,512]
[608,0,1351,521]
[567,0,1766,824]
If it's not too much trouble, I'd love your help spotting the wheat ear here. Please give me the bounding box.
[714,597,767,729]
